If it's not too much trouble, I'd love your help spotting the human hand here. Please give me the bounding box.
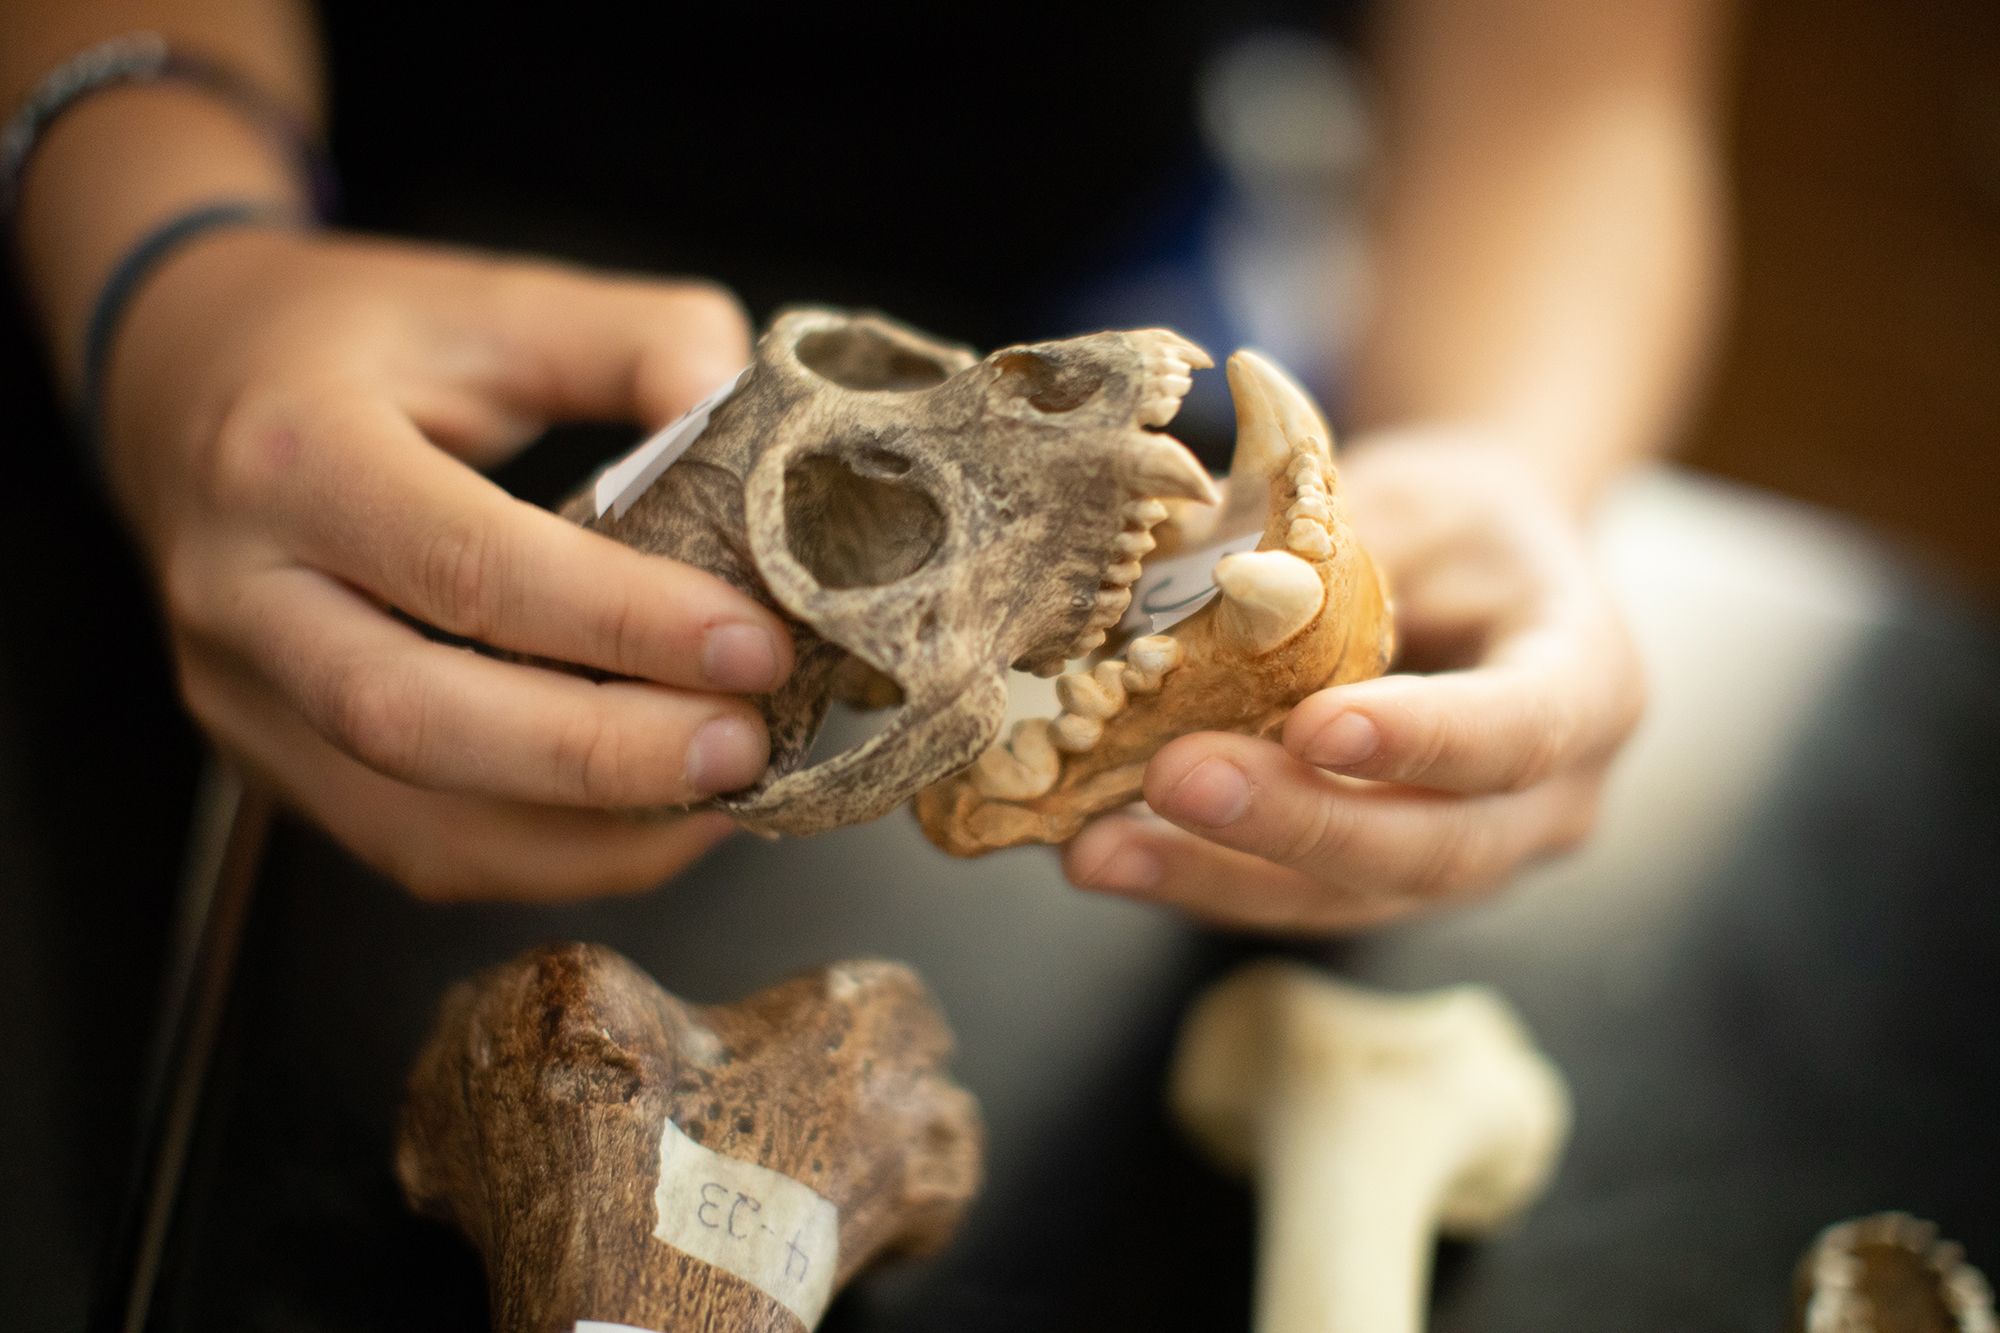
[101,228,792,900]
[1063,427,1644,931]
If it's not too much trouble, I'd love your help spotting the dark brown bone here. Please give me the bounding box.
[395,944,983,1333]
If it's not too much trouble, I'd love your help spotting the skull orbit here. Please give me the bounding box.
[563,309,1218,836]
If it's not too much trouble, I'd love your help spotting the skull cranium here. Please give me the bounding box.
[564,308,1218,836]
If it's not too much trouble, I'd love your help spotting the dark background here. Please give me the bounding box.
[4,0,1998,1329]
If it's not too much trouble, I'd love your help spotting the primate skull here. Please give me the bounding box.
[566,309,1218,837]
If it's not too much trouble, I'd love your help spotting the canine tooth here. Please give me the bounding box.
[970,719,1061,800]
[1214,550,1325,654]
[1113,528,1158,559]
[1051,712,1105,752]
[1121,436,1219,504]
[1056,664,1126,719]
[1287,494,1331,525]
[1123,498,1171,528]
[1091,586,1133,627]
[1105,560,1144,586]
[1133,329,1215,371]
[1287,519,1334,559]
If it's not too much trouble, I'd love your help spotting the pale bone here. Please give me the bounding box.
[915,348,1394,855]
[562,310,1217,836]
[396,943,983,1333]
[1793,1213,1998,1333]
[1170,962,1570,1333]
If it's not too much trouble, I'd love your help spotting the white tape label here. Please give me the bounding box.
[1116,530,1263,637]
[574,1323,665,1333]
[592,367,750,520]
[650,1116,839,1326]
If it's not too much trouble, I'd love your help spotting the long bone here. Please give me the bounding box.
[914,349,1394,856]
[1170,963,1570,1333]
[396,944,983,1333]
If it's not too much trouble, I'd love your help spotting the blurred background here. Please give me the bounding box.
[2,1,1996,1329]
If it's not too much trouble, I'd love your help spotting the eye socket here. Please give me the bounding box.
[991,350,1107,413]
[795,326,955,391]
[783,452,944,589]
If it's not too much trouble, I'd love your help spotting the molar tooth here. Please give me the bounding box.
[1104,560,1144,587]
[1214,550,1326,654]
[1113,528,1158,559]
[1121,435,1219,504]
[1120,634,1185,694]
[1287,519,1334,559]
[1286,494,1331,525]
[1056,664,1126,719]
[1068,628,1108,657]
[970,719,1061,800]
[1051,713,1105,752]
[1090,586,1133,628]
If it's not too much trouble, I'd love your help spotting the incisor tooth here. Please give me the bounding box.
[1113,528,1158,559]
[1070,628,1108,656]
[1287,519,1333,559]
[1123,498,1171,527]
[970,719,1061,800]
[1051,713,1104,752]
[1214,550,1325,654]
[1121,436,1220,504]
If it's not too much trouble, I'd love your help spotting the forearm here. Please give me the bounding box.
[1350,0,1732,509]
[2,0,322,384]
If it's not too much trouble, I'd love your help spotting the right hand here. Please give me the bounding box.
[100,227,792,901]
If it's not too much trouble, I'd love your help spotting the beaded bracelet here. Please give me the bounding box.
[0,31,337,220]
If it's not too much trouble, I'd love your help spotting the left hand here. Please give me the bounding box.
[1062,427,1645,931]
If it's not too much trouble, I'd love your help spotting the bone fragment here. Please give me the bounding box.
[1171,963,1570,1333]
[396,944,982,1333]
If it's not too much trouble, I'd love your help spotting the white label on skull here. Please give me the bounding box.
[1117,530,1264,637]
[649,1115,839,1326]
[592,367,751,520]
[573,1323,667,1332]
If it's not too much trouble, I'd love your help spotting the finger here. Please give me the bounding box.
[248,392,791,691]
[1281,595,1642,794]
[178,639,741,901]
[218,565,771,807]
[1141,732,1601,900]
[480,264,753,427]
[1063,812,1424,933]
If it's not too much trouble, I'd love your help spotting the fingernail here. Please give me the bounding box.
[1302,712,1380,769]
[701,623,783,691]
[1160,757,1251,827]
[1080,844,1163,894]
[684,716,767,795]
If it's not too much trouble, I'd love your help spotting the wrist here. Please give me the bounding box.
[14,82,314,385]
